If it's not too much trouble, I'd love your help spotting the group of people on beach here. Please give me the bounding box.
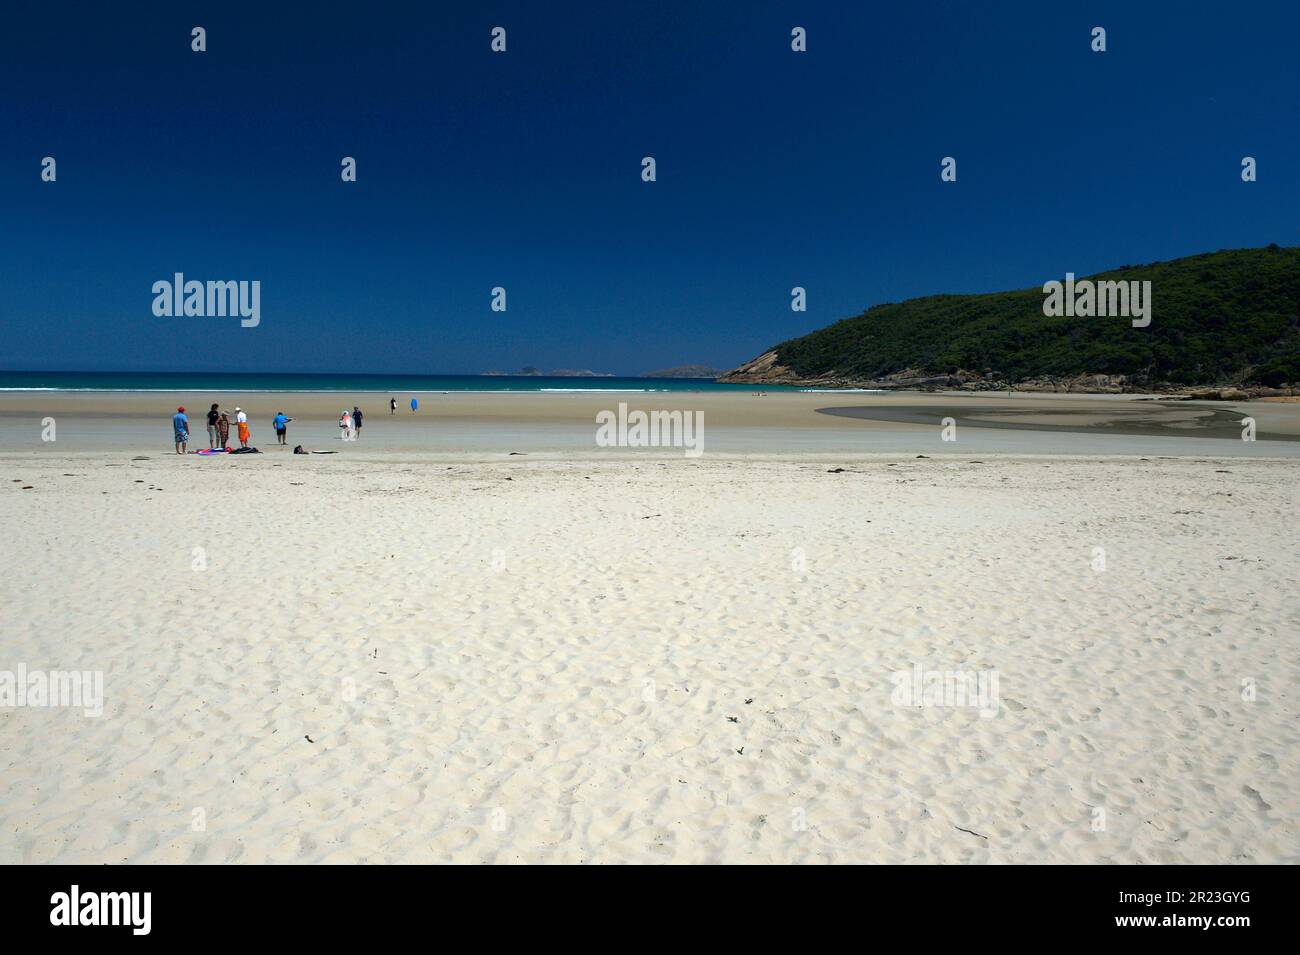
[172,403,265,453]
[339,407,363,440]
[171,401,399,453]
[382,396,419,414]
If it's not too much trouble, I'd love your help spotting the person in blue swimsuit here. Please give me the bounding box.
[272,411,293,445]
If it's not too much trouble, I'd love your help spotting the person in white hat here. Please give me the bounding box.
[234,406,250,448]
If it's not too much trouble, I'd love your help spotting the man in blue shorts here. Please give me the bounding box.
[172,406,189,454]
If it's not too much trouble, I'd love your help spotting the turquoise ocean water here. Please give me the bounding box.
[0,371,803,393]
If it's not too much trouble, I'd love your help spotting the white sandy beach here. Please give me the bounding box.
[1,394,1296,862]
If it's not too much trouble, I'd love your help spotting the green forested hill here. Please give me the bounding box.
[729,247,1300,387]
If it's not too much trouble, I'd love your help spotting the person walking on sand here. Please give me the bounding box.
[272,411,293,446]
[206,403,220,448]
[390,397,397,415]
[340,409,353,441]
[410,396,418,414]
[234,406,250,449]
[217,408,231,449]
[172,406,189,454]
[352,406,363,438]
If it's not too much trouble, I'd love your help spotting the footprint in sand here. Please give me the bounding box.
[1241,786,1272,813]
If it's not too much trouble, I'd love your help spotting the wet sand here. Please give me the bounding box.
[2,390,1298,457]
[818,401,1299,441]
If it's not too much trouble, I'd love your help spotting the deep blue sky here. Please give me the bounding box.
[2,0,1297,375]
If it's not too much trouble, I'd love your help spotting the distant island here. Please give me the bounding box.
[479,365,725,379]
[641,365,727,379]
[721,246,1300,396]
[481,367,614,377]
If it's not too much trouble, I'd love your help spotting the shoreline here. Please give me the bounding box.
[3,385,1295,398]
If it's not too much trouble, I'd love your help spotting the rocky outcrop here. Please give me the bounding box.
[718,351,804,384]
[720,359,1130,392]
[718,359,1298,398]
